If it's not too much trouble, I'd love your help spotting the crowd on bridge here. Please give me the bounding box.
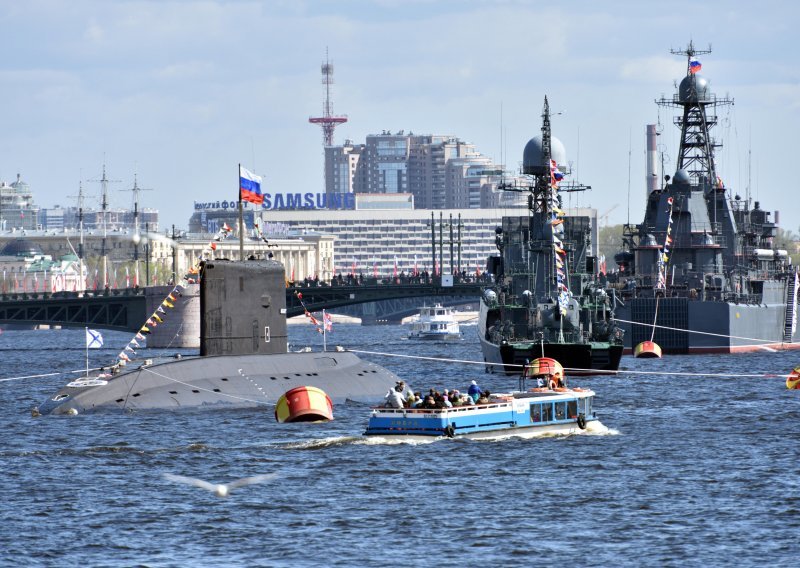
[292,270,493,288]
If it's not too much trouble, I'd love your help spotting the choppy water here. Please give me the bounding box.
[1,325,799,566]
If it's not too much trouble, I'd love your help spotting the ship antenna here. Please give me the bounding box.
[626,127,632,226]
[500,101,504,187]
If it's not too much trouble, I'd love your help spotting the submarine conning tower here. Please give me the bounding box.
[199,259,288,356]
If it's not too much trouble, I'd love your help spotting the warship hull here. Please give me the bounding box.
[616,295,800,354]
[478,301,623,375]
[479,334,624,375]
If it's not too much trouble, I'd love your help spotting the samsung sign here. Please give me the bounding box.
[194,192,356,211]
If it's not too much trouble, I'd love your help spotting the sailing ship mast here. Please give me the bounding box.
[90,164,120,290]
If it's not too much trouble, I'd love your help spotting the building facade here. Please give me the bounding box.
[0,229,333,288]
[255,206,599,280]
[0,175,40,231]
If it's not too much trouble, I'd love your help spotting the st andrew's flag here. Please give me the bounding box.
[86,329,104,349]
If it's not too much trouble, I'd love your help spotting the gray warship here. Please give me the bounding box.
[36,260,401,415]
[478,97,624,375]
[612,42,798,353]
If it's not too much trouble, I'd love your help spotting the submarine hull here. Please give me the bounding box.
[38,351,400,415]
[38,259,402,415]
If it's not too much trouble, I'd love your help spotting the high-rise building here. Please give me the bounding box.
[325,140,364,195]
[325,131,501,209]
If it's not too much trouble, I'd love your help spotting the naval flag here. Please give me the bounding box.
[86,329,104,349]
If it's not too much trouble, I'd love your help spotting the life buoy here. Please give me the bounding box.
[577,414,587,430]
[444,424,456,438]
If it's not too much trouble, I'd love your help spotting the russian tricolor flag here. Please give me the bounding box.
[239,165,264,205]
[689,58,702,74]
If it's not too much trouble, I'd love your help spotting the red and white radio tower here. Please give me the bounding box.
[308,50,348,146]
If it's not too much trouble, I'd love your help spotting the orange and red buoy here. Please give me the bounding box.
[275,386,333,423]
[787,366,800,390]
[634,340,662,358]
[523,357,564,380]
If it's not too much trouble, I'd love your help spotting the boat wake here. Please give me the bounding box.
[469,420,618,441]
[280,436,366,450]
[279,421,618,449]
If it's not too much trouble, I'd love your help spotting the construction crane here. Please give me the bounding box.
[599,204,619,226]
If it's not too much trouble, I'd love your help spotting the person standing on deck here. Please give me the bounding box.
[468,380,482,403]
[384,384,405,408]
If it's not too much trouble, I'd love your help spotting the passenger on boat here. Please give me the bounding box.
[476,390,491,405]
[441,393,453,408]
[468,380,482,403]
[408,392,423,408]
[383,384,405,408]
[420,395,437,409]
[548,374,566,390]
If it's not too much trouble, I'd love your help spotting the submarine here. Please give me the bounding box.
[36,259,401,415]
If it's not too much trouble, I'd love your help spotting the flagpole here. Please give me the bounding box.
[322,310,327,352]
[85,326,89,377]
[238,163,244,261]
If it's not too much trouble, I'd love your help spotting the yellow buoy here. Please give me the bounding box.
[787,366,800,390]
[634,340,662,358]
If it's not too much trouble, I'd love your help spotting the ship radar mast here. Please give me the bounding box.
[657,41,733,191]
[535,97,554,214]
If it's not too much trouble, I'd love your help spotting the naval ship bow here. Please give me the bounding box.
[478,97,625,375]
[613,42,799,353]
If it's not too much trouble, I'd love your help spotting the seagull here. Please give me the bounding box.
[163,472,278,497]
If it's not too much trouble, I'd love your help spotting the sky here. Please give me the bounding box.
[2,0,799,234]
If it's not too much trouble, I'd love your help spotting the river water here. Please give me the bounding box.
[1,324,798,566]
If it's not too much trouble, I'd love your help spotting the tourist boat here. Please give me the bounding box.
[364,358,603,440]
[408,304,462,340]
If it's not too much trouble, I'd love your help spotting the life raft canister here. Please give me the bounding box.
[787,366,800,390]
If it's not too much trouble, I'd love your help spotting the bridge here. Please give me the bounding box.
[0,281,486,331]
[286,281,485,323]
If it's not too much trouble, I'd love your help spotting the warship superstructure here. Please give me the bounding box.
[478,98,624,375]
[613,42,798,353]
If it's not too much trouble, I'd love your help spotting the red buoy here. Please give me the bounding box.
[275,386,333,423]
[634,340,662,358]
